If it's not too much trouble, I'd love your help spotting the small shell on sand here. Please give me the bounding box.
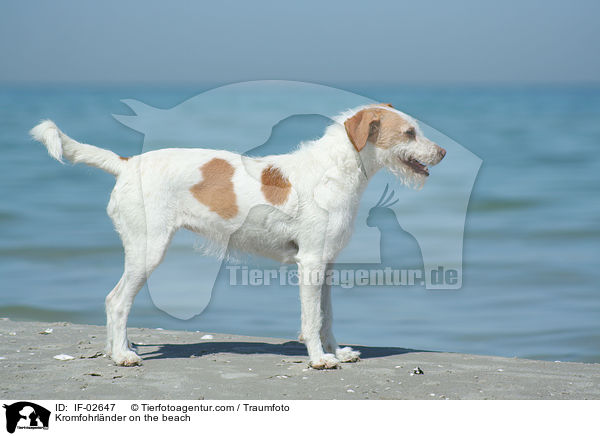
[53,354,76,361]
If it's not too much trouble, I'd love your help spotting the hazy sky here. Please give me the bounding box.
[1,0,598,84]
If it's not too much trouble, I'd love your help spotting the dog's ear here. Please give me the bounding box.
[344,109,381,152]
[381,102,394,108]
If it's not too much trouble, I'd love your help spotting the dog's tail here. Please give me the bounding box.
[30,120,127,177]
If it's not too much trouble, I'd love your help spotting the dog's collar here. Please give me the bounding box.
[354,149,369,180]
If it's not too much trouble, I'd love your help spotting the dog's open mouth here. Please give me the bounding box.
[401,157,429,176]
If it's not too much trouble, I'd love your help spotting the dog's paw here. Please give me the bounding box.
[112,350,142,367]
[309,353,340,370]
[336,346,361,363]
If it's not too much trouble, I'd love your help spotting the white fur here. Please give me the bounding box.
[30,120,125,176]
[30,105,445,368]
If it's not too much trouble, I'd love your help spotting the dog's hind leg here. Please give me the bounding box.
[106,224,175,366]
[105,275,124,355]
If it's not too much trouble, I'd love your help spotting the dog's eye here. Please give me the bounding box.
[405,128,416,138]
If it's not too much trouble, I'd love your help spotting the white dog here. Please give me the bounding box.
[30,103,445,368]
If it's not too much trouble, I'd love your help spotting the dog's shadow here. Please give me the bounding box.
[136,340,423,361]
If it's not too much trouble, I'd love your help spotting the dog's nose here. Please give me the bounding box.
[439,147,446,159]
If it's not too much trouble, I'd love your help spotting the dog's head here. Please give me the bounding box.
[344,104,446,188]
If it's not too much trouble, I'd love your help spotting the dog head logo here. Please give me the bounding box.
[113,80,481,319]
[3,402,50,433]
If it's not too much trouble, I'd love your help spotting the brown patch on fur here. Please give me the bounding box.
[190,158,238,219]
[119,156,129,161]
[368,102,394,108]
[373,109,413,149]
[345,108,413,151]
[261,165,291,205]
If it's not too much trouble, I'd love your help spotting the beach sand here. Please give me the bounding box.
[1,319,599,400]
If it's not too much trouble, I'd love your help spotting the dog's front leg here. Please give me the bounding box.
[320,266,361,363]
[319,264,338,354]
[298,258,340,369]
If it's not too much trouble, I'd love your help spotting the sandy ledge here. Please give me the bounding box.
[1,319,599,400]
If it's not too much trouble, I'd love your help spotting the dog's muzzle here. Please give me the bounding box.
[401,145,446,177]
